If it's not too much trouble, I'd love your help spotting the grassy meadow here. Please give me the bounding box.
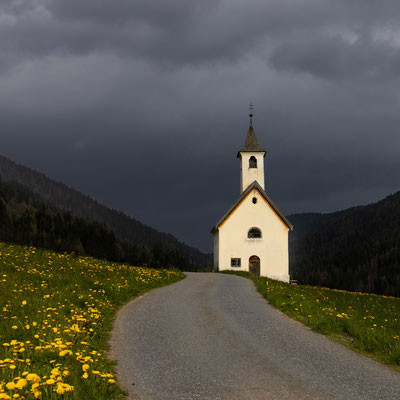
[223,271,400,369]
[0,242,184,399]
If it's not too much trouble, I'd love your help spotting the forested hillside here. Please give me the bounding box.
[0,155,211,267]
[288,209,357,241]
[289,192,400,296]
[0,179,204,270]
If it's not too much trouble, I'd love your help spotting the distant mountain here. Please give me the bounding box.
[0,155,211,268]
[288,207,363,242]
[288,192,400,296]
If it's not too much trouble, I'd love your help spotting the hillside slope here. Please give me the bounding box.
[0,155,211,267]
[0,241,184,399]
[288,207,363,242]
[290,191,400,296]
[0,179,201,269]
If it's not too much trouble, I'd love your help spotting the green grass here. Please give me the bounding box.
[222,271,400,370]
[0,242,184,399]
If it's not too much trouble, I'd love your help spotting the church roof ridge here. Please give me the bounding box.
[211,181,293,233]
[238,121,266,154]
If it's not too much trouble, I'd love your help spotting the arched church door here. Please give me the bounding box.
[249,256,260,276]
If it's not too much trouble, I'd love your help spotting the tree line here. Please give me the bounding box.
[0,178,205,271]
[290,191,400,297]
[0,154,211,266]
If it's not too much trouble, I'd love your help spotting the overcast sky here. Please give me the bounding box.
[1,0,400,252]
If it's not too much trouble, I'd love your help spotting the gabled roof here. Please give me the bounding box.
[238,122,266,155]
[211,181,293,233]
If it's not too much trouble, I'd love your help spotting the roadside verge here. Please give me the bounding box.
[221,271,400,373]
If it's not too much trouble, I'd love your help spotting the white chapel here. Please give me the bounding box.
[211,112,293,282]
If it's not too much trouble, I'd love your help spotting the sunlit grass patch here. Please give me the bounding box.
[223,271,400,369]
[0,242,184,399]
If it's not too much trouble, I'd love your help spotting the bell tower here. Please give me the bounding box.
[237,106,266,193]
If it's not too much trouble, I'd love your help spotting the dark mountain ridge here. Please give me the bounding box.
[288,205,366,242]
[0,154,211,267]
[0,178,198,269]
[289,191,400,296]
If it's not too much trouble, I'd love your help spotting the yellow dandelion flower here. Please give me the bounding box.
[55,384,65,394]
[6,382,16,390]
[27,373,41,383]
[15,379,27,389]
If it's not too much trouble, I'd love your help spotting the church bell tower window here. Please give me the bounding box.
[249,156,257,169]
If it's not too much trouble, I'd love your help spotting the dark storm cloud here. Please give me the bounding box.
[3,0,400,79]
[269,30,400,81]
[1,0,400,251]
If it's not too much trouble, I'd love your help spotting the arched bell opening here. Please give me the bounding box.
[249,156,257,168]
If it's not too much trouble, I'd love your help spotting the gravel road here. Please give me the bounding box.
[111,272,400,400]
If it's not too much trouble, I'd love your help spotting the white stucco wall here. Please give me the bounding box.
[239,152,265,193]
[214,188,290,282]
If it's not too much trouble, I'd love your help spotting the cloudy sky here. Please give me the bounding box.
[1,0,400,252]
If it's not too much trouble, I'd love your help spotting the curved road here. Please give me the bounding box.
[112,273,400,400]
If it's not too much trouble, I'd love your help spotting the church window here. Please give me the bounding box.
[248,227,262,239]
[231,258,241,267]
[252,197,257,204]
[249,156,257,168]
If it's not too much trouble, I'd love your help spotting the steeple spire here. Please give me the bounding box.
[238,105,265,154]
[239,124,265,153]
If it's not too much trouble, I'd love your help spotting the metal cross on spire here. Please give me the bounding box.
[249,103,254,124]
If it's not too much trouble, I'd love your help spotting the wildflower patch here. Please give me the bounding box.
[0,242,184,399]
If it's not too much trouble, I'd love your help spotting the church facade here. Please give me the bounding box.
[211,117,293,282]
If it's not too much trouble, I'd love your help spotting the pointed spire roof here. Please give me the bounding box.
[238,121,266,156]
